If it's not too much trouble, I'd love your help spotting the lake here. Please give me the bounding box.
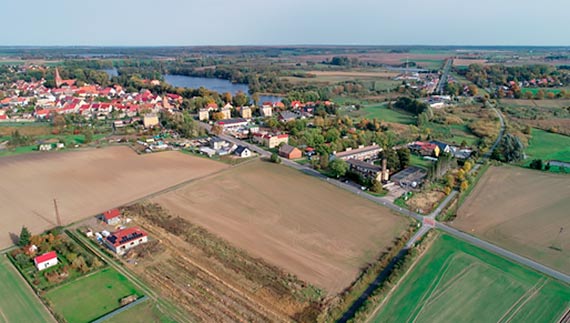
[103,68,118,77]
[163,74,282,103]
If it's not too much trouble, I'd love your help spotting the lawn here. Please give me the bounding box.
[355,103,417,124]
[427,123,479,147]
[524,128,570,163]
[0,256,54,322]
[371,234,570,323]
[409,154,433,169]
[105,300,176,323]
[521,88,565,95]
[44,268,143,323]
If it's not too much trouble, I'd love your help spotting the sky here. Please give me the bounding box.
[1,0,569,46]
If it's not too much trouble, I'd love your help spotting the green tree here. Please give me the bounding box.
[18,226,31,247]
[329,158,348,178]
[233,91,249,107]
[84,129,94,144]
[497,134,524,163]
[270,153,281,164]
[397,148,411,168]
[15,253,30,268]
[529,159,543,170]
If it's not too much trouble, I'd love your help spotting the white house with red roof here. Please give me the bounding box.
[34,251,58,271]
[104,227,148,255]
[102,208,122,225]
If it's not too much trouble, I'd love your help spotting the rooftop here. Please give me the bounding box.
[106,227,147,247]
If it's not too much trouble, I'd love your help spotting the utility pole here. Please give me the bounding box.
[53,198,62,227]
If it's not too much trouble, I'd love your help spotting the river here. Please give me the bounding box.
[163,74,282,103]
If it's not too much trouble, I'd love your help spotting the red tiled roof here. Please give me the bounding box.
[106,227,147,247]
[34,251,57,264]
[103,208,121,220]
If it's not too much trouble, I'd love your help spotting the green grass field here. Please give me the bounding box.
[354,104,417,124]
[106,301,176,323]
[524,128,570,163]
[521,88,566,95]
[45,268,143,323]
[372,234,570,323]
[0,256,54,323]
[410,154,433,169]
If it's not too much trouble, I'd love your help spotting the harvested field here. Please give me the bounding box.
[371,234,570,323]
[452,58,488,66]
[0,146,227,248]
[122,203,322,322]
[151,160,409,294]
[454,166,570,274]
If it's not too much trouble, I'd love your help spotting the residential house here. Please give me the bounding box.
[143,113,159,129]
[408,141,440,157]
[278,110,301,123]
[104,227,148,256]
[260,105,273,117]
[347,159,383,182]
[220,107,232,120]
[215,118,248,131]
[241,106,252,119]
[102,208,121,225]
[234,145,252,158]
[253,133,289,148]
[198,108,209,121]
[34,251,58,271]
[279,144,302,159]
[429,140,452,154]
[333,143,382,161]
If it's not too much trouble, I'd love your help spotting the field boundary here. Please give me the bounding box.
[364,232,438,323]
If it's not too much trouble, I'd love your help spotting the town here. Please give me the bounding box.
[0,34,569,323]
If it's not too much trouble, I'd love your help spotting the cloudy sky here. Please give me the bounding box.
[2,0,569,46]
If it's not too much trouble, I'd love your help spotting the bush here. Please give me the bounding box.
[529,159,543,170]
[270,153,281,164]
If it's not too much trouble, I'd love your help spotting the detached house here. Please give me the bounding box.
[34,251,58,271]
[102,208,121,225]
[104,227,148,255]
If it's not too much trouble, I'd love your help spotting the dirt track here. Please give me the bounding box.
[454,166,570,274]
[152,160,409,294]
[0,146,226,248]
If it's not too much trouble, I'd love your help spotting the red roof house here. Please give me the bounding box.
[102,209,121,225]
[34,251,58,271]
[104,227,148,255]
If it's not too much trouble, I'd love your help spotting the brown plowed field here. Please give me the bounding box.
[0,146,227,247]
[152,160,409,294]
[454,166,570,274]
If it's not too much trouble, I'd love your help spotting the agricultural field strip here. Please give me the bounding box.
[0,256,56,323]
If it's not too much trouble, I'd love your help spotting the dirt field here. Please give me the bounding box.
[152,160,409,294]
[0,146,227,248]
[454,166,570,274]
[453,58,488,66]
